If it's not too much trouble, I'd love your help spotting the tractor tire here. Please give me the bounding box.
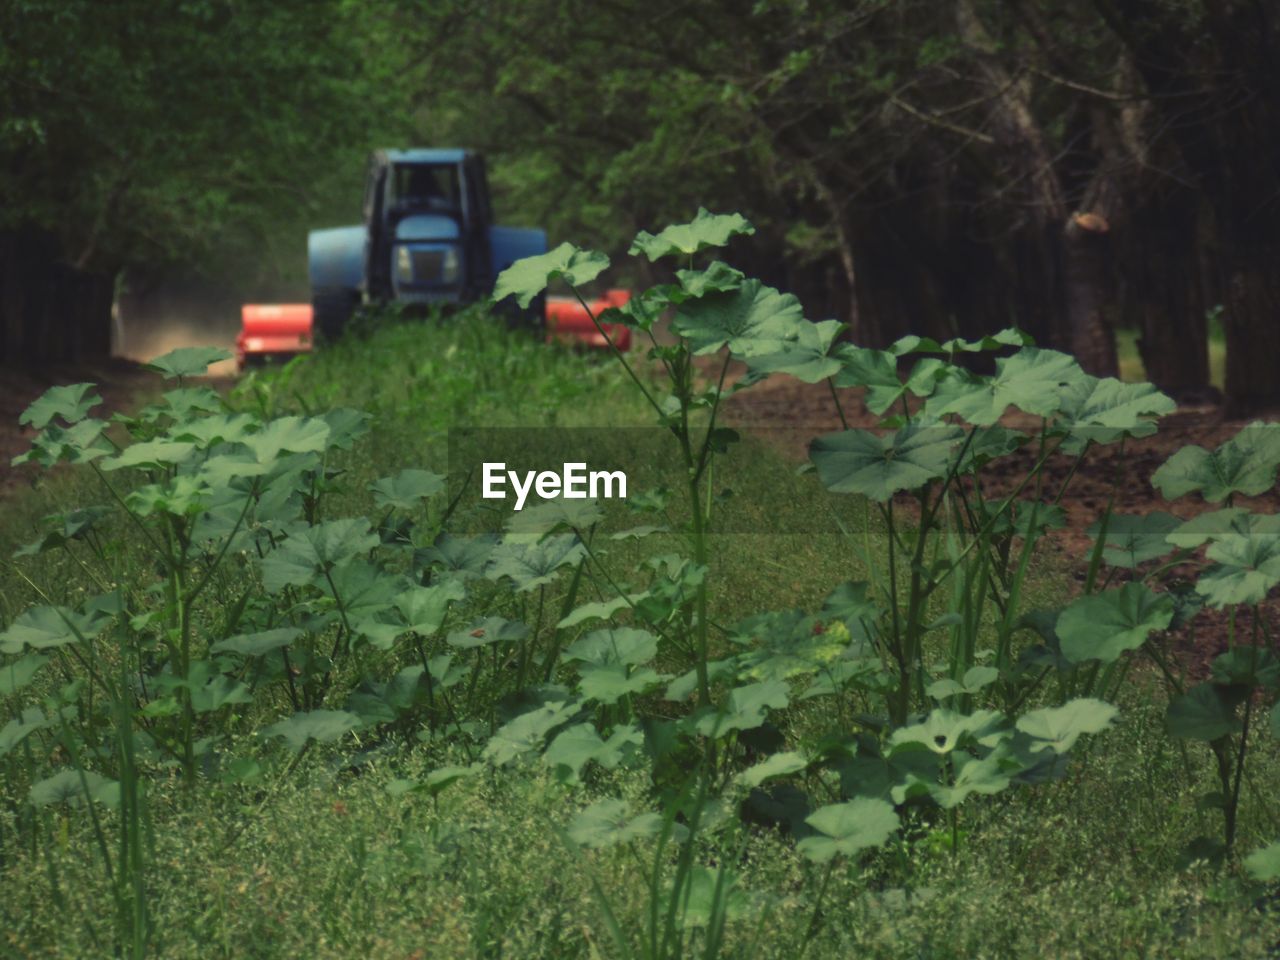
[497,293,545,333]
[313,289,359,342]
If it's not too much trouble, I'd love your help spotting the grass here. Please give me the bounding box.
[3,693,1276,958]
[2,309,1278,958]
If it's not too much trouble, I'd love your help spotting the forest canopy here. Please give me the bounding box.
[4,0,1279,411]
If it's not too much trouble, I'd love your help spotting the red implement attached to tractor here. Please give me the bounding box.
[236,304,313,367]
[236,291,631,369]
[545,289,632,351]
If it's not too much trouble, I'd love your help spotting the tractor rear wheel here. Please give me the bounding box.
[313,289,359,341]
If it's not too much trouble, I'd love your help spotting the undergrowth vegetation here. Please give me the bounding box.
[2,214,1279,958]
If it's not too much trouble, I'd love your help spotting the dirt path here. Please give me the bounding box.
[0,358,161,501]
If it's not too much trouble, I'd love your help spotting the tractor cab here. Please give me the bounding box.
[364,149,493,305]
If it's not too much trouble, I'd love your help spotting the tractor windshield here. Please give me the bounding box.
[390,164,461,211]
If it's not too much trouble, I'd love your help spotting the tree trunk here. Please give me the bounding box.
[1222,243,1280,416]
[0,228,115,365]
[1125,191,1210,395]
[1063,214,1119,376]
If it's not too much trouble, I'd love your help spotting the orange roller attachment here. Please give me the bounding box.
[545,288,632,351]
[236,304,314,366]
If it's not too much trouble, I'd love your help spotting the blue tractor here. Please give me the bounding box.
[305,148,547,337]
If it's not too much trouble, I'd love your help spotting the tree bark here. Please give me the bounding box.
[1222,243,1280,415]
[0,228,114,365]
[1064,213,1118,376]
[1122,190,1210,395]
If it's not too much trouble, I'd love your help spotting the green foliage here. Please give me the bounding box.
[493,242,610,308]
[6,214,1280,958]
[629,208,755,261]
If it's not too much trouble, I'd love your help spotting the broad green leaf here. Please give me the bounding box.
[211,627,302,658]
[940,329,1033,353]
[243,416,331,463]
[101,438,195,471]
[425,654,467,691]
[833,345,903,413]
[956,426,1029,470]
[159,385,224,420]
[0,653,50,695]
[262,710,362,751]
[544,722,642,781]
[1056,583,1173,664]
[810,422,962,501]
[927,665,999,700]
[169,412,256,447]
[126,475,211,518]
[665,659,736,702]
[1245,841,1280,882]
[609,525,667,541]
[1152,423,1280,502]
[320,408,371,449]
[1166,509,1248,549]
[926,348,1082,425]
[370,469,445,511]
[556,595,636,630]
[483,701,577,765]
[147,346,233,378]
[0,605,107,654]
[821,580,879,627]
[416,533,498,581]
[578,664,663,704]
[396,581,465,636]
[888,709,1005,756]
[889,334,945,356]
[1197,514,1280,607]
[629,209,755,261]
[893,749,1016,809]
[20,383,102,429]
[692,679,790,738]
[195,454,272,488]
[13,506,112,558]
[1016,698,1117,753]
[494,242,610,308]
[796,798,899,863]
[486,534,585,591]
[903,357,954,399]
[670,280,804,357]
[739,751,808,788]
[0,708,46,756]
[1211,647,1280,689]
[746,319,845,382]
[190,676,252,714]
[1087,512,1182,568]
[566,799,673,848]
[29,769,119,809]
[447,616,528,649]
[13,418,111,467]
[1055,377,1175,449]
[1166,683,1240,741]
[504,498,603,535]
[260,518,380,591]
[324,559,406,622]
[563,628,658,667]
[676,261,746,297]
